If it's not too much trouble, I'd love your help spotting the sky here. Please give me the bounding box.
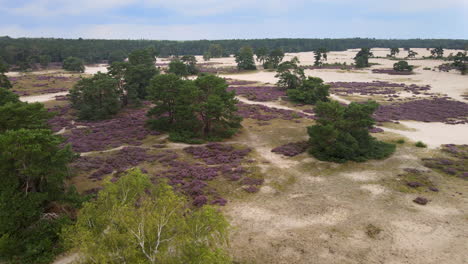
[0,0,467,40]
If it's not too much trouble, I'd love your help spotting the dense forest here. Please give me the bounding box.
[1,36,467,66]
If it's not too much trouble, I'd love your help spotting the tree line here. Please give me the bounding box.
[1,36,467,67]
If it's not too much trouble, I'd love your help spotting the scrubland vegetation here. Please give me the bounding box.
[1,41,467,264]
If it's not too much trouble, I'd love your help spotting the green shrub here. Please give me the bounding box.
[415,141,427,148]
[396,139,406,144]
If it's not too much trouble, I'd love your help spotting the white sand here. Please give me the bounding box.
[382,121,468,148]
[20,92,69,103]
[84,64,108,75]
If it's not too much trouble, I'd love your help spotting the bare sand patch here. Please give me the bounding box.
[341,171,378,181]
[360,184,387,196]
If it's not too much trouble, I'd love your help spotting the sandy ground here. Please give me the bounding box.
[20,91,69,103]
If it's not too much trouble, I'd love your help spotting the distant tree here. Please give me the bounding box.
[208,44,224,58]
[38,55,51,68]
[168,59,189,77]
[389,48,400,57]
[0,87,19,105]
[430,47,444,58]
[0,61,12,89]
[235,46,256,70]
[354,48,373,68]
[70,72,121,120]
[276,57,305,90]
[0,129,76,264]
[451,52,468,75]
[108,50,127,64]
[406,49,418,58]
[308,101,395,163]
[287,76,330,104]
[264,48,285,69]
[254,47,269,64]
[64,169,231,264]
[124,49,159,103]
[313,48,328,66]
[393,60,413,72]
[181,55,198,75]
[0,102,54,133]
[62,56,84,72]
[203,51,211,61]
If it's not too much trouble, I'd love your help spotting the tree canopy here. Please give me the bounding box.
[0,101,54,133]
[313,48,328,66]
[64,169,231,264]
[70,72,122,120]
[287,76,330,104]
[275,57,305,90]
[62,56,84,72]
[147,74,241,143]
[354,48,373,68]
[263,48,285,69]
[0,61,12,89]
[235,46,256,70]
[451,52,467,75]
[307,100,396,163]
[393,60,413,72]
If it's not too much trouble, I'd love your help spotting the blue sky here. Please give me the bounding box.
[0,0,467,40]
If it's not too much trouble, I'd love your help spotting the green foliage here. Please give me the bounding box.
[307,101,396,163]
[108,50,127,64]
[147,74,242,142]
[287,76,330,104]
[181,55,198,75]
[275,57,305,90]
[407,48,418,58]
[62,56,84,72]
[0,129,76,264]
[39,55,51,68]
[64,169,231,264]
[0,102,54,133]
[415,141,427,148]
[0,87,19,105]
[168,59,189,77]
[0,61,12,89]
[208,44,224,58]
[70,72,122,120]
[389,47,400,57]
[235,46,256,70]
[430,47,444,58]
[354,48,373,68]
[396,139,406,144]
[393,60,413,72]
[451,52,467,75]
[254,47,269,64]
[203,51,211,61]
[313,48,328,66]
[263,48,284,69]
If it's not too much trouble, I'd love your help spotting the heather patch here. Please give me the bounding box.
[372,69,414,75]
[271,141,309,157]
[228,85,286,102]
[236,102,313,121]
[328,81,430,96]
[374,98,468,124]
[423,144,468,180]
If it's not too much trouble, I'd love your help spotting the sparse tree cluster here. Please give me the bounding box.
[393,60,414,72]
[62,56,84,72]
[287,76,330,105]
[275,57,305,90]
[451,51,467,75]
[430,47,444,58]
[147,74,242,143]
[313,48,328,66]
[235,46,257,70]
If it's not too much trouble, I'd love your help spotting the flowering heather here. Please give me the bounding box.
[374,98,468,124]
[328,81,430,96]
[184,143,251,165]
[236,102,313,121]
[271,141,309,157]
[228,86,286,102]
[71,147,157,181]
[423,144,468,179]
[372,69,414,75]
[48,104,160,152]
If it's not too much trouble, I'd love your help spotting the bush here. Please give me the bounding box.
[396,139,406,144]
[393,60,413,72]
[307,101,396,163]
[62,57,84,72]
[287,76,330,104]
[415,141,427,148]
